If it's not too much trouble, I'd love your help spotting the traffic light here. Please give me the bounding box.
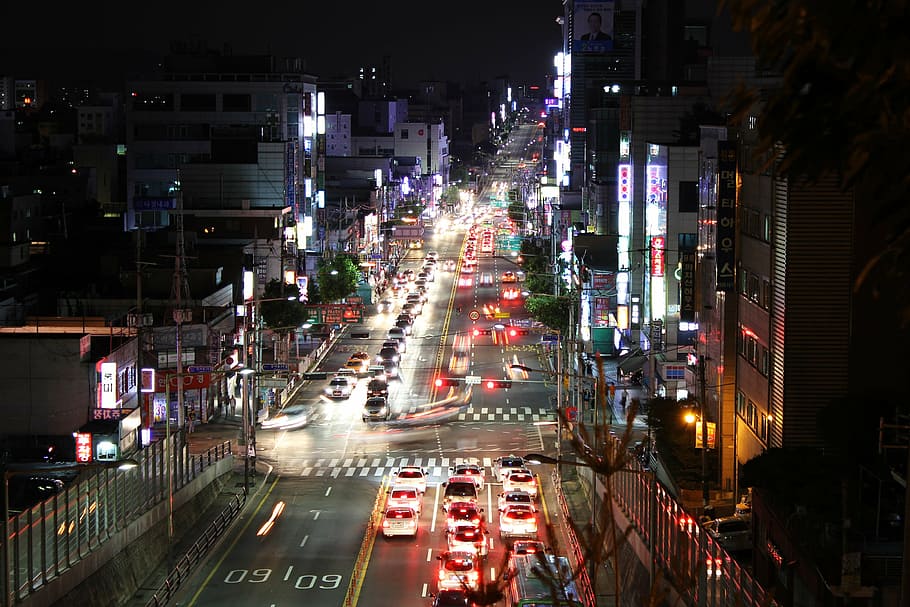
[507,328,530,337]
[484,379,513,389]
[434,377,460,388]
[472,328,492,337]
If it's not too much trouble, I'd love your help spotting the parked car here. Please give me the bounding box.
[704,516,752,552]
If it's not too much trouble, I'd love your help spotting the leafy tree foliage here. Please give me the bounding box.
[317,254,360,303]
[507,200,525,223]
[524,294,571,335]
[721,0,910,296]
[259,280,309,333]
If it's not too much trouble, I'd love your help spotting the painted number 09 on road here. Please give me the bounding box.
[224,568,343,590]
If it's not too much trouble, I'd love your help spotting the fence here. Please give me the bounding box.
[598,438,778,607]
[3,437,232,605]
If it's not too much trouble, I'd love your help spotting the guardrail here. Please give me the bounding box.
[342,475,388,607]
[4,437,233,605]
[552,470,598,607]
[143,492,245,607]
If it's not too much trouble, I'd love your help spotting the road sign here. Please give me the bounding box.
[566,406,578,421]
[465,375,482,385]
[469,309,481,321]
[187,365,213,373]
[494,311,511,319]
[262,363,289,371]
[541,334,559,343]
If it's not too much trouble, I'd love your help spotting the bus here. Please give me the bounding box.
[503,553,585,607]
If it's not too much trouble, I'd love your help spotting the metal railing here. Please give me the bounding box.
[3,437,233,605]
[143,492,245,607]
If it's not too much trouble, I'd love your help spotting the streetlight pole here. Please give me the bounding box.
[699,355,709,509]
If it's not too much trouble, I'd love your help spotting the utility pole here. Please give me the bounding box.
[699,354,710,509]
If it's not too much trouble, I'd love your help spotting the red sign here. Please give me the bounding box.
[650,236,666,277]
[75,433,93,463]
[155,372,212,393]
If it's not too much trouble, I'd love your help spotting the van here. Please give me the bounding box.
[441,475,480,512]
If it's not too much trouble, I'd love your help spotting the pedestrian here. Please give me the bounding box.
[620,389,628,413]
[187,410,196,433]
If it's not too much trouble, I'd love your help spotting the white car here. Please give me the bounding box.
[436,551,480,592]
[333,368,358,386]
[381,506,418,538]
[260,404,311,430]
[324,376,354,399]
[392,465,428,494]
[499,504,538,538]
[387,484,423,514]
[502,469,538,499]
[426,250,439,261]
[498,490,536,512]
[493,455,526,482]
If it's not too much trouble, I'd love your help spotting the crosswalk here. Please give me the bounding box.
[265,455,513,480]
[392,406,554,422]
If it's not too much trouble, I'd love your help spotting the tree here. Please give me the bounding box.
[507,200,525,223]
[720,0,910,302]
[524,294,572,335]
[258,280,309,332]
[316,254,360,303]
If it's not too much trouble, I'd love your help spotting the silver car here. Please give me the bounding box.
[381,507,418,538]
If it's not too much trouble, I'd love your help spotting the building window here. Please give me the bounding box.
[736,391,746,417]
[739,267,748,295]
[762,280,771,310]
[761,347,770,376]
[401,128,409,139]
[763,214,772,242]
[748,274,760,302]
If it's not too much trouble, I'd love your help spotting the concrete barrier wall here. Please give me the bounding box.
[21,456,234,607]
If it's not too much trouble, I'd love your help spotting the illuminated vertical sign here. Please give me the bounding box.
[286,141,297,217]
[650,236,665,276]
[100,361,117,408]
[618,164,631,203]
[716,141,737,291]
[140,368,156,393]
[75,432,93,463]
[678,233,697,323]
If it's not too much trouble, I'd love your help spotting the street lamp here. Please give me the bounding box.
[2,458,139,607]
[238,367,256,495]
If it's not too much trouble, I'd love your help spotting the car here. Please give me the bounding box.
[458,276,474,288]
[394,318,412,335]
[426,250,439,260]
[402,302,421,317]
[502,287,521,300]
[704,516,753,552]
[479,272,494,286]
[442,477,480,512]
[445,501,484,533]
[443,259,457,272]
[414,278,428,290]
[260,404,312,430]
[498,490,536,512]
[381,506,418,538]
[333,368,358,385]
[446,525,488,557]
[448,461,485,491]
[344,357,368,374]
[430,589,474,607]
[387,327,408,347]
[503,469,538,499]
[417,272,429,283]
[392,465,428,493]
[409,240,423,249]
[502,271,517,282]
[436,551,481,592]
[377,299,394,313]
[380,359,400,379]
[510,539,547,555]
[387,484,423,513]
[422,268,435,282]
[368,364,387,379]
[404,296,423,314]
[362,396,390,422]
[493,455,526,482]
[324,376,354,399]
[381,339,404,355]
[499,504,538,538]
[366,377,389,398]
[377,346,400,364]
[405,269,417,281]
[349,350,371,363]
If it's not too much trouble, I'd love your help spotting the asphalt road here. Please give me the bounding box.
[171,125,557,607]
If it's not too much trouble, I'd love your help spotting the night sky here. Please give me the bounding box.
[1,1,565,88]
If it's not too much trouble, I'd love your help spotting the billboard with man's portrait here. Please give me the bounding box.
[573,1,615,53]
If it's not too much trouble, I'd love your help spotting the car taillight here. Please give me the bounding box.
[383,520,390,528]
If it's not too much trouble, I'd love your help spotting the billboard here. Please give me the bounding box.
[716,141,737,292]
[573,1,614,53]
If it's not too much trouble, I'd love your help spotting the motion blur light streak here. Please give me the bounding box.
[256,501,286,536]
